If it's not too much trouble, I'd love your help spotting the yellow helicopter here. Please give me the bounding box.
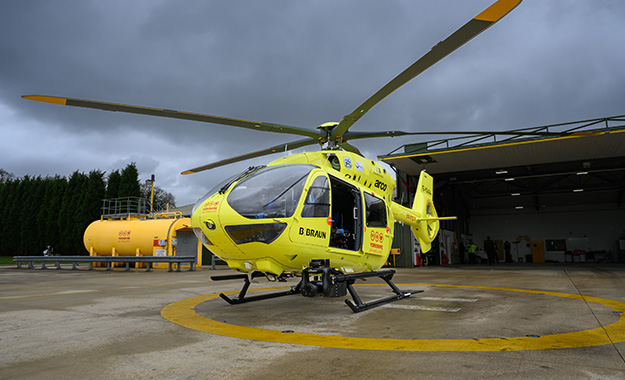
[24,0,524,312]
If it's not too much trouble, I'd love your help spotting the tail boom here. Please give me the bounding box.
[390,171,456,253]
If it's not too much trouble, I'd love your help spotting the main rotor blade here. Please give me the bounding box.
[331,0,522,140]
[181,138,318,175]
[22,95,321,139]
[341,142,362,156]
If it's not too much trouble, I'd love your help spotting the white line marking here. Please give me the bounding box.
[0,289,96,300]
[382,304,462,312]
[415,296,478,303]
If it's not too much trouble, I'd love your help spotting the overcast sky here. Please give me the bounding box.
[1,0,624,206]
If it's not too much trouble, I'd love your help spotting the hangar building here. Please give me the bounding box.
[379,115,625,266]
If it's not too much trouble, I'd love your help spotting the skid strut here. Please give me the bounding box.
[211,271,300,304]
[210,260,419,313]
[336,270,417,313]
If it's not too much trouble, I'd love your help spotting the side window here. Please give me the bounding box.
[302,176,330,217]
[364,192,387,228]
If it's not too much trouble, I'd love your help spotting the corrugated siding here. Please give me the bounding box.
[391,223,414,268]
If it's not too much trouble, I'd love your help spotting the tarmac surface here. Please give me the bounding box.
[1,263,625,379]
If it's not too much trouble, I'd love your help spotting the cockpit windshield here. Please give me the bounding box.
[191,166,264,216]
[228,164,314,219]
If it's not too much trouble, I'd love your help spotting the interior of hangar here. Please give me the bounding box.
[380,115,625,266]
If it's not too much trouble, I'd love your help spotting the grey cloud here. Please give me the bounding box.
[1,0,623,205]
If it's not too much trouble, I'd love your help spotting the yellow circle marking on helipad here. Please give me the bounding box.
[161,284,625,351]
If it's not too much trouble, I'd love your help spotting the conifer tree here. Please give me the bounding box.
[16,176,34,255]
[0,178,11,254]
[106,169,121,199]
[79,170,106,246]
[42,176,67,254]
[58,171,86,254]
[0,164,150,256]
[0,179,19,255]
[23,176,46,254]
[119,163,141,198]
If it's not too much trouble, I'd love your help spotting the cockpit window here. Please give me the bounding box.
[364,192,387,227]
[228,165,314,219]
[192,166,264,216]
[302,176,330,217]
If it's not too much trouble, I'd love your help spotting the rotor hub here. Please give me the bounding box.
[317,122,340,148]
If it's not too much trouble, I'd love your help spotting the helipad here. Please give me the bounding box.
[162,283,625,351]
[2,265,625,379]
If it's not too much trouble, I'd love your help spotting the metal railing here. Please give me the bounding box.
[13,255,196,272]
[101,196,148,219]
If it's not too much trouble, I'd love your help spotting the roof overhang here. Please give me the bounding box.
[379,117,625,212]
[381,129,625,176]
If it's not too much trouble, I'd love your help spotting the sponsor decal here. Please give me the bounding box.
[374,180,387,192]
[355,161,364,173]
[299,227,327,239]
[343,157,352,169]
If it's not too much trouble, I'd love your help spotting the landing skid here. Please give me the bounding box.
[211,271,300,304]
[337,270,419,313]
[210,260,419,313]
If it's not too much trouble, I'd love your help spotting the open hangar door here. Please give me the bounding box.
[381,115,625,265]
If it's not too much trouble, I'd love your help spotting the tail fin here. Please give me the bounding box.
[411,171,439,253]
[390,171,456,253]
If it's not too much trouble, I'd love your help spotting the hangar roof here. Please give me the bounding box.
[379,115,625,212]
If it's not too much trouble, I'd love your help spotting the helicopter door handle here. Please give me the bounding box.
[353,207,358,220]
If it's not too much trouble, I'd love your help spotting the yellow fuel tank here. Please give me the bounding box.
[83,214,192,257]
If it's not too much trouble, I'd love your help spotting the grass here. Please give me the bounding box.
[0,256,16,265]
